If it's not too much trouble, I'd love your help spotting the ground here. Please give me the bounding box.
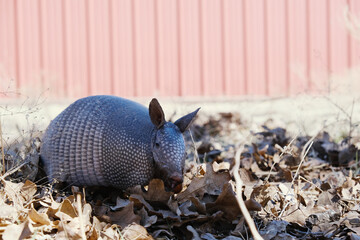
[0,94,359,239]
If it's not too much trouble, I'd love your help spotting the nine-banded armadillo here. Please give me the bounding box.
[40,95,199,192]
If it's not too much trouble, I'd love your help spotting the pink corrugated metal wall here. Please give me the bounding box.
[0,0,359,98]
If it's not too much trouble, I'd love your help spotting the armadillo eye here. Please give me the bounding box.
[155,142,160,148]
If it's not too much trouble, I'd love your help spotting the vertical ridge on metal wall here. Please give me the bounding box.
[198,0,204,96]
[61,0,68,97]
[108,0,115,95]
[176,0,182,97]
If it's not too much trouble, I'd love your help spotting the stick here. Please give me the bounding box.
[0,159,30,180]
[188,129,200,164]
[234,145,264,240]
[76,193,86,240]
[265,135,297,182]
[292,139,314,186]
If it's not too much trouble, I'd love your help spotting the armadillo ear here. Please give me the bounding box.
[174,108,200,133]
[149,98,166,128]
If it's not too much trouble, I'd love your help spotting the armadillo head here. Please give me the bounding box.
[149,98,200,193]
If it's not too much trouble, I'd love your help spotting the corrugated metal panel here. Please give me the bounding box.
[288,0,308,94]
[0,0,359,98]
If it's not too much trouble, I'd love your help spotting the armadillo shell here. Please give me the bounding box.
[40,95,154,189]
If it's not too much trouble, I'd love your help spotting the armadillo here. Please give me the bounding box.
[40,95,199,192]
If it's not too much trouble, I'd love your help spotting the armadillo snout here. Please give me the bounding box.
[168,173,183,193]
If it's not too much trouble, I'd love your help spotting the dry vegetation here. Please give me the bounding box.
[1,7,360,240]
[0,96,360,239]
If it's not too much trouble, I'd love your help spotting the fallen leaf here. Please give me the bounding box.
[282,206,307,225]
[3,220,33,240]
[3,180,24,206]
[82,203,92,227]
[190,196,207,214]
[177,163,231,203]
[20,180,37,202]
[201,233,217,240]
[317,190,339,209]
[179,200,199,217]
[130,194,154,211]
[55,198,78,221]
[187,225,201,239]
[245,198,262,211]
[138,207,157,227]
[152,229,173,238]
[56,217,83,239]
[87,226,99,240]
[110,197,130,211]
[0,204,18,220]
[102,224,121,239]
[92,216,106,234]
[141,179,173,202]
[29,205,51,225]
[350,233,360,240]
[206,182,240,220]
[108,201,141,228]
[212,161,230,172]
[251,183,279,207]
[259,220,288,240]
[122,223,153,240]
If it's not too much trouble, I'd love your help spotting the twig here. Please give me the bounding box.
[0,159,30,180]
[299,176,323,193]
[302,163,328,171]
[292,140,314,187]
[0,119,5,175]
[265,135,297,182]
[234,145,264,240]
[60,216,70,240]
[188,129,200,164]
[76,193,86,240]
[275,136,315,223]
[349,99,355,139]
[324,96,356,140]
[278,201,291,218]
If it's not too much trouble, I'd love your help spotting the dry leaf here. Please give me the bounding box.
[0,204,18,220]
[141,179,173,203]
[56,217,83,240]
[179,200,199,217]
[206,182,240,221]
[60,198,77,218]
[245,198,262,211]
[138,207,158,228]
[177,163,231,202]
[20,180,37,202]
[92,216,105,232]
[3,180,24,206]
[212,161,230,172]
[259,220,288,240]
[55,198,78,221]
[122,223,153,240]
[130,194,154,211]
[87,226,99,240]
[102,224,121,239]
[108,201,141,228]
[29,205,51,225]
[2,113,359,239]
[82,203,92,227]
[3,220,33,240]
[190,196,207,214]
[110,197,130,211]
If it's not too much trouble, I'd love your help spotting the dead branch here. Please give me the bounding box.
[234,145,264,240]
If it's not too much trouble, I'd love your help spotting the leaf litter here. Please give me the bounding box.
[0,112,360,239]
